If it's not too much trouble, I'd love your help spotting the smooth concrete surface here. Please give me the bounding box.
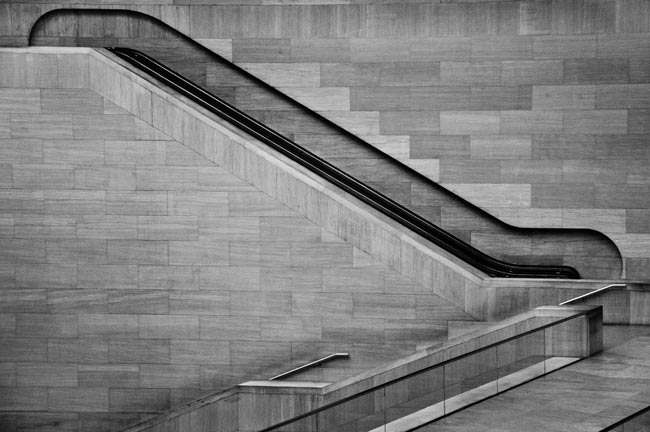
[417,325,650,432]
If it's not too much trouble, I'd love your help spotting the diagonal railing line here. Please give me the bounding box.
[558,283,626,305]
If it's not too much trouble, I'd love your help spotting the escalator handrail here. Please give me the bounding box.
[106,47,580,279]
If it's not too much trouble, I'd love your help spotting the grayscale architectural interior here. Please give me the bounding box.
[0,1,649,431]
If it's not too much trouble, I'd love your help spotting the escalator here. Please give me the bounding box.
[29,9,623,278]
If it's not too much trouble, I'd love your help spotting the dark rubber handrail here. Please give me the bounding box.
[107,47,580,279]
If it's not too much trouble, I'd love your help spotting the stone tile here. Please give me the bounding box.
[108,339,169,364]
[291,39,351,62]
[166,142,213,166]
[627,209,650,233]
[15,264,76,289]
[380,111,440,135]
[597,84,650,109]
[47,338,108,363]
[351,87,410,111]
[322,318,385,344]
[0,88,40,113]
[532,135,595,159]
[16,313,77,338]
[260,317,322,341]
[444,183,531,208]
[0,337,47,362]
[17,363,78,387]
[471,37,532,61]
[500,160,563,183]
[200,266,260,291]
[169,240,229,265]
[78,364,139,388]
[563,110,627,134]
[170,340,230,365]
[200,316,261,341]
[229,192,294,216]
[74,166,136,191]
[595,184,650,208]
[502,60,563,85]
[628,110,650,134]
[230,341,291,366]
[350,39,411,62]
[231,291,291,317]
[0,388,48,411]
[105,140,167,166]
[46,240,107,264]
[140,265,199,290]
[11,114,73,139]
[107,240,168,265]
[440,160,500,183]
[440,62,501,85]
[259,216,321,242]
[501,110,562,134]
[106,191,167,216]
[43,140,104,165]
[533,35,597,59]
[238,63,320,87]
[470,86,532,110]
[260,267,321,292]
[197,166,255,192]
[136,166,197,190]
[532,85,595,110]
[199,217,259,241]
[13,164,75,190]
[140,364,201,389]
[353,294,416,319]
[15,216,75,240]
[470,135,532,159]
[78,314,138,339]
[411,86,470,110]
[290,243,353,267]
[379,62,440,87]
[532,184,595,208]
[108,291,169,314]
[0,289,46,313]
[47,289,107,314]
[440,111,500,135]
[321,268,385,293]
[169,291,230,315]
[597,34,650,58]
[564,59,629,84]
[41,89,102,114]
[109,389,169,413]
[72,115,134,140]
[292,292,354,318]
[321,63,380,87]
[229,241,291,266]
[137,216,198,241]
[562,160,628,184]
[0,139,42,163]
[630,58,650,84]
[44,190,105,215]
[139,315,199,339]
[76,216,137,240]
[410,135,470,159]
[168,191,228,216]
[410,38,471,61]
[232,38,291,62]
[0,239,45,264]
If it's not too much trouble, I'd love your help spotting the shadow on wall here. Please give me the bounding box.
[30,8,623,279]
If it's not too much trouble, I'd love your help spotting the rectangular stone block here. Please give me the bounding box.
[597,34,650,58]
[43,139,104,165]
[199,217,259,241]
[78,264,136,289]
[563,110,627,134]
[564,59,629,84]
[11,114,73,139]
[410,135,469,159]
[108,291,169,315]
[533,35,597,59]
[353,294,416,319]
[440,111,500,135]
[230,341,291,366]
[41,89,102,114]
[322,268,384,294]
[107,240,168,265]
[440,160,500,183]
[48,388,108,413]
[139,315,199,339]
[13,164,75,190]
[106,191,167,216]
[109,389,169,413]
[627,209,650,233]
[322,318,385,344]
[17,363,78,387]
[292,292,354,318]
[44,190,105,215]
[444,183,531,208]
[290,243,353,267]
[238,63,320,87]
[630,58,650,83]
[595,184,650,208]
[0,289,46,313]
[137,216,198,241]
[260,317,322,342]
[380,111,440,135]
[169,240,229,265]
[0,388,48,411]
[0,139,42,163]
[470,86,532,110]
[200,266,260,291]
[291,39,350,62]
[229,192,293,217]
[197,166,255,192]
[410,38,471,61]
[0,337,47,362]
[169,291,229,315]
[0,88,40,113]
[48,338,108,363]
[562,159,628,184]
[76,215,137,240]
[532,85,595,110]
[229,241,291,267]
[232,38,291,62]
[532,134,595,159]
[440,62,501,85]
[48,289,108,314]
[75,166,136,191]
[260,267,321,292]
[170,340,230,365]
[502,60,563,85]
[471,37,532,60]
[140,364,201,389]
[108,339,169,364]
[501,110,562,134]
[168,192,228,216]
[0,238,45,263]
[15,216,75,240]
[532,184,595,208]
[596,84,650,109]
[16,313,77,338]
[136,166,197,190]
[166,141,213,166]
[105,140,167,166]
[78,314,138,339]
[259,217,320,242]
[79,364,139,388]
[140,265,199,290]
[411,86,470,110]
[72,114,134,140]
[350,39,411,62]
[200,316,261,341]
[469,135,532,159]
[231,292,291,317]
[15,263,76,289]
[500,160,563,183]
[351,87,409,111]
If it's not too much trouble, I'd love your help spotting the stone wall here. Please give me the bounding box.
[0,48,475,432]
